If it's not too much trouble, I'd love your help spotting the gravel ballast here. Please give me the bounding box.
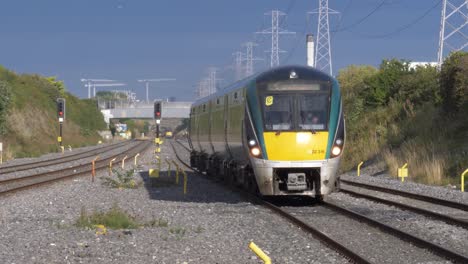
[0,140,346,264]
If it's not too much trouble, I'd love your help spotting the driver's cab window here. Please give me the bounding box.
[263,95,292,131]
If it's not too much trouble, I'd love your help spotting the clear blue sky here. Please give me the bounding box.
[0,0,443,101]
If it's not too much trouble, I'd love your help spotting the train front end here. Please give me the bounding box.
[245,66,345,198]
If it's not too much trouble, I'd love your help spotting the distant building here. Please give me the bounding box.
[409,62,438,69]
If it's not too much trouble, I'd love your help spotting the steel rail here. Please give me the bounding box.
[0,140,150,196]
[323,201,468,264]
[341,179,468,212]
[0,140,130,174]
[340,188,468,229]
[170,140,371,264]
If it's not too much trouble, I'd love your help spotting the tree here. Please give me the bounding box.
[363,59,411,107]
[337,65,377,122]
[440,51,468,113]
[395,65,440,106]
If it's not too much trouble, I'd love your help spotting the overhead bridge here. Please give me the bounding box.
[101,101,192,124]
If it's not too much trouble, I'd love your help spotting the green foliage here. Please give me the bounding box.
[440,51,468,113]
[76,204,139,230]
[337,65,378,123]
[0,65,107,158]
[363,59,411,107]
[45,76,66,96]
[147,218,169,228]
[102,168,139,189]
[0,80,12,135]
[96,91,128,100]
[338,58,466,185]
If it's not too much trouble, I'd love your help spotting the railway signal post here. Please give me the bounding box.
[154,101,162,153]
[56,98,66,148]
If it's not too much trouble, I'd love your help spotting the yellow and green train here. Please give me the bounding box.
[189,66,345,199]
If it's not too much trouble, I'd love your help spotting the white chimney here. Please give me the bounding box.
[306,34,315,67]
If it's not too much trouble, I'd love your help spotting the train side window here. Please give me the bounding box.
[203,104,206,112]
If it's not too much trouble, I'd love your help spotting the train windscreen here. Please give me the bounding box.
[261,82,330,132]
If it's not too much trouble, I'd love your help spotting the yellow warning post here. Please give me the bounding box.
[357,161,364,176]
[398,163,408,182]
[248,242,271,264]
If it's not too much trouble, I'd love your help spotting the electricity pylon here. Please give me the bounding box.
[233,51,244,81]
[309,0,339,75]
[256,10,295,67]
[437,0,468,66]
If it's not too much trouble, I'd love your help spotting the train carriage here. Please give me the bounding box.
[189,65,344,199]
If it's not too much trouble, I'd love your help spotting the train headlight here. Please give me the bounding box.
[248,139,256,146]
[335,138,343,146]
[251,147,261,157]
[332,146,341,156]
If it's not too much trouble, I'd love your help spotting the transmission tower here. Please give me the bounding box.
[310,0,339,75]
[242,42,263,77]
[437,0,468,66]
[257,10,295,67]
[233,51,244,81]
[196,79,210,99]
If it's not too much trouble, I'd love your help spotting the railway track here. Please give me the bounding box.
[0,140,151,196]
[169,140,370,263]
[341,179,468,212]
[171,139,468,263]
[0,140,130,175]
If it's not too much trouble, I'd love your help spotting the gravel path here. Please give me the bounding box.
[0,140,346,264]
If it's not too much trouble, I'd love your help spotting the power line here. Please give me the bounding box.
[351,0,442,39]
[331,0,387,33]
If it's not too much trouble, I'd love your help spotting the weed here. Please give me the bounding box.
[147,218,169,228]
[76,204,139,230]
[194,225,204,233]
[169,227,186,236]
[102,168,140,189]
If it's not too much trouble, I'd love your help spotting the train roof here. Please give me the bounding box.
[192,65,335,107]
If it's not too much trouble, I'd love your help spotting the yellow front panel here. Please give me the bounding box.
[263,132,329,161]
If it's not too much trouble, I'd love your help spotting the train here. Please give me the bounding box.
[188,65,344,199]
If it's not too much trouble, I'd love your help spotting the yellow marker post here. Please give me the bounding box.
[248,242,271,264]
[91,156,100,182]
[182,170,188,195]
[398,163,408,182]
[149,168,160,178]
[109,157,117,176]
[461,169,468,192]
[166,159,172,178]
[357,161,364,177]
[94,224,107,235]
[121,155,128,169]
[57,136,62,143]
[172,161,180,184]
[134,153,140,166]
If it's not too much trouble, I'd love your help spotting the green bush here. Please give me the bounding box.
[440,51,468,114]
[0,80,12,135]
